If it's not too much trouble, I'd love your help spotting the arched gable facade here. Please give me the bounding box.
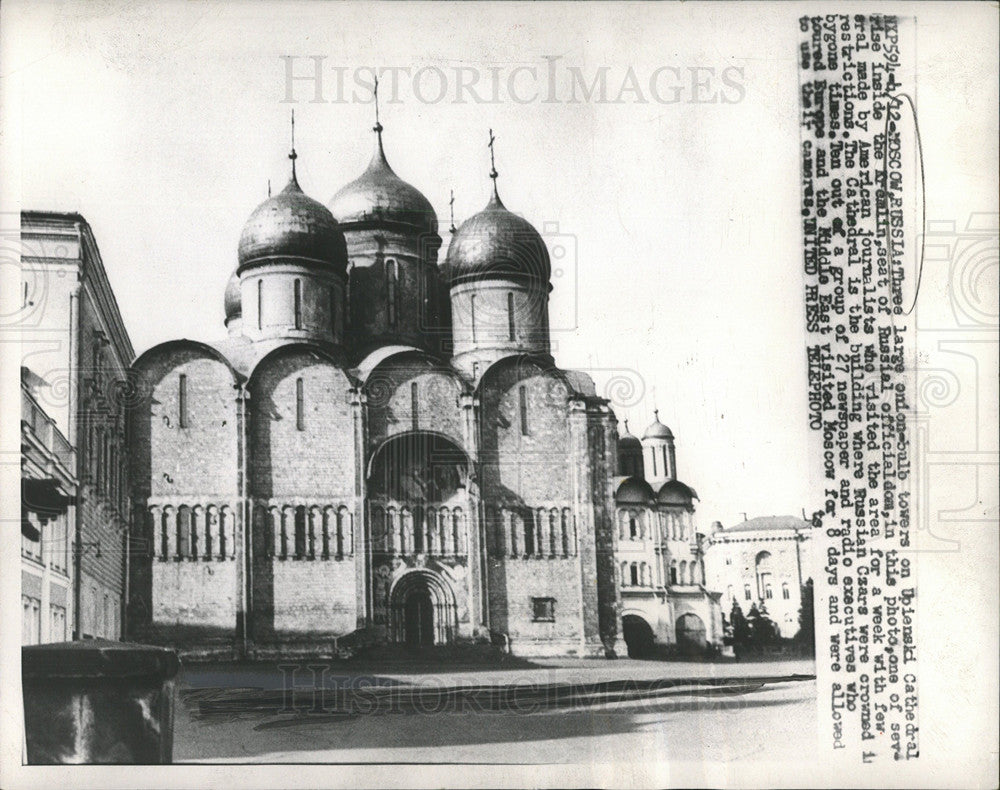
[128,340,241,646]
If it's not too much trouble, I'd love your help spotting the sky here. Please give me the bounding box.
[4,0,996,529]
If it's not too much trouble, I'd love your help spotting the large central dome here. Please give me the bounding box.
[445,190,551,287]
[238,176,348,274]
[330,132,438,235]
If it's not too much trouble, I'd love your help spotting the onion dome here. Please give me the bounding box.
[642,409,674,440]
[238,175,348,274]
[620,419,642,449]
[445,190,551,287]
[330,127,437,234]
[224,270,241,322]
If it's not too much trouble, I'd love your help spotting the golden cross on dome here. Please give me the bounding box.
[373,74,383,135]
[487,128,498,183]
[449,189,456,233]
[288,109,298,181]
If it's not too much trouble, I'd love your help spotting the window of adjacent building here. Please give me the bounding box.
[178,374,188,429]
[670,561,677,585]
[50,604,67,642]
[630,563,639,586]
[518,385,528,435]
[21,517,42,563]
[386,259,398,328]
[22,596,41,645]
[507,292,515,341]
[296,378,305,431]
[755,550,773,600]
[782,582,790,600]
[257,279,263,329]
[531,597,555,622]
[725,557,732,565]
[765,584,774,600]
[294,278,302,330]
[744,584,752,601]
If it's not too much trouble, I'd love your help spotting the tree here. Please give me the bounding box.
[747,602,779,647]
[729,600,751,658]
[795,578,815,652]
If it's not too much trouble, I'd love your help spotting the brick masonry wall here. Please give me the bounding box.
[365,356,467,452]
[269,559,357,637]
[478,358,599,648]
[129,346,239,641]
[249,348,359,637]
[249,349,355,499]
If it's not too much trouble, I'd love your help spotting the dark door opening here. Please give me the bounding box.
[404,590,434,647]
[622,615,655,658]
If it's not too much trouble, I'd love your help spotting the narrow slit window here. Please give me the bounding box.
[257,279,263,329]
[470,293,477,343]
[178,374,188,428]
[507,291,515,341]
[651,447,658,477]
[410,382,418,430]
[386,259,398,328]
[296,378,304,431]
[518,385,528,435]
[330,286,337,330]
[294,278,302,330]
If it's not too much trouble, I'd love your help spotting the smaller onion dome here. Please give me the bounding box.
[619,418,642,449]
[445,189,551,287]
[238,176,348,275]
[330,129,437,234]
[642,409,674,441]
[224,270,241,322]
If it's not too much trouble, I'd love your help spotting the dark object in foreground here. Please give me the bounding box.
[22,640,180,764]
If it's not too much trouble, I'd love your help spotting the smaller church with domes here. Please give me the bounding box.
[126,109,721,659]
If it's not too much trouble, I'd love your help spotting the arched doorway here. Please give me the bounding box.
[390,570,457,646]
[403,589,434,646]
[675,613,707,655]
[622,614,655,658]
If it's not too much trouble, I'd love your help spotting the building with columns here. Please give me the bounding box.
[20,211,135,643]
[127,117,623,659]
[703,515,815,638]
[613,416,723,656]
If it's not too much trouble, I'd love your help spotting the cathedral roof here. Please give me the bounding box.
[329,131,438,235]
[224,270,241,322]
[642,410,674,440]
[656,479,698,505]
[445,189,551,287]
[238,176,348,275]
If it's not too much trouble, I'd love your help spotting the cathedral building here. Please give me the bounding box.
[127,116,622,658]
[614,417,723,656]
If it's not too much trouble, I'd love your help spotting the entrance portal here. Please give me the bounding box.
[389,570,457,646]
[403,589,434,646]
